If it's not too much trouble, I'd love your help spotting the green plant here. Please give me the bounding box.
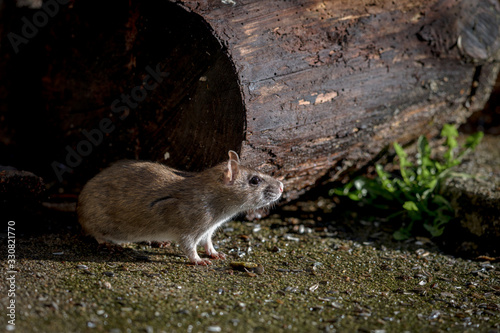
[331,124,483,240]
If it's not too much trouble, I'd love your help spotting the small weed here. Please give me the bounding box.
[331,125,483,240]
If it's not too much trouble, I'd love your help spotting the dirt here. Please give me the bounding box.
[1,196,499,333]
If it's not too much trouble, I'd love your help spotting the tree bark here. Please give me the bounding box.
[0,0,499,202]
[179,0,500,200]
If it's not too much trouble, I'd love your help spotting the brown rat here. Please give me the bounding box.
[77,151,283,265]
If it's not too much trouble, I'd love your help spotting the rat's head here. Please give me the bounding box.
[222,150,283,210]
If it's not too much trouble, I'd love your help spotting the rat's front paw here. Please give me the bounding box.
[209,251,226,260]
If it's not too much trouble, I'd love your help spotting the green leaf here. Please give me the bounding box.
[417,135,431,161]
[375,164,395,193]
[331,185,362,201]
[331,180,356,196]
[394,142,414,185]
[402,201,418,211]
[402,201,422,221]
[353,178,367,191]
[330,124,483,241]
[347,193,362,201]
[464,131,484,150]
[441,124,458,139]
[417,135,432,182]
[442,124,458,164]
[435,161,445,173]
[423,222,446,237]
[421,183,436,199]
[432,194,453,211]
[394,142,409,165]
[457,131,484,162]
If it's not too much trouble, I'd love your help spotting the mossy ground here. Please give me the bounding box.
[1,197,499,333]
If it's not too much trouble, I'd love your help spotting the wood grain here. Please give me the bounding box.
[0,0,499,201]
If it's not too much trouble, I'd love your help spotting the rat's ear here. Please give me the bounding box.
[223,159,240,185]
[228,150,240,163]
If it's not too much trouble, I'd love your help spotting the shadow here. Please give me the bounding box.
[273,183,498,260]
[0,206,192,265]
[2,182,495,265]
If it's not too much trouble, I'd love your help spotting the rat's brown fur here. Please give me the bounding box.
[77,151,283,265]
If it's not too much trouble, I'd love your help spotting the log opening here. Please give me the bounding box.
[1,0,500,203]
[0,0,245,189]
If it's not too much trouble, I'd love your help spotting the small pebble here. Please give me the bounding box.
[270,246,281,253]
[283,234,300,242]
[254,264,264,275]
[245,270,257,277]
[309,306,324,311]
[331,301,343,309]
[428,310,441,320]
[309,283,319,292]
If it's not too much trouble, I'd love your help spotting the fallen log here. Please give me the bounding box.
[0,0,499,202]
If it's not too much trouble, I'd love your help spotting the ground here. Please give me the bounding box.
[1,196,499,333]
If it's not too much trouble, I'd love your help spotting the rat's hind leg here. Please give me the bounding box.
[200,227,226,260]
[178,235,212,265]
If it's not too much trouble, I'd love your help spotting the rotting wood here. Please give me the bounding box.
[0,0,499,203]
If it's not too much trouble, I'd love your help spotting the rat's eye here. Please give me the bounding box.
[249,176,262,186]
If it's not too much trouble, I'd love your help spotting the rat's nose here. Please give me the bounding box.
[279,182,284,193]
